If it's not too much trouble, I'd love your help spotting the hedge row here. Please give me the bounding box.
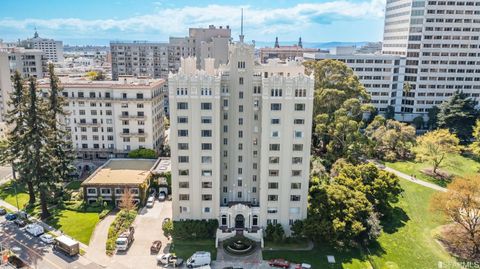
[105,210,137,255]
[172,219,218,240]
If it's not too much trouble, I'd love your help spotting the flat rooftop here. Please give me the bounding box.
[152,158,171,175]
[82,159,157,186]
[37,76,165,89]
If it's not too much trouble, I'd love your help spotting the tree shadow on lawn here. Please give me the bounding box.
[381,206,410,234]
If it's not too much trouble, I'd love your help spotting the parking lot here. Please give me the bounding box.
[85,199,173,269]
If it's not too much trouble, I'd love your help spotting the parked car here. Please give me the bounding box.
[0,207,6,215]
[186,251,211,268]
[157,253,172,265]
[25,224,44,236]
[146,196,155,208]
[5,213,17,221]
[158,192,166,201]
[156,253,184,266]
[168,255,184,267]
[295,263,312,269]
[150,240,162,253]
[14,218,26,227]
[268,259,291,268]
[40,234,55,244]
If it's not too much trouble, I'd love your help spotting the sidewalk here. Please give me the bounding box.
[383,166,447,192]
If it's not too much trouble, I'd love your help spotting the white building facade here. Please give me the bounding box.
[38,77,166,159]
[169,40,313,233]
[20,31,64,62]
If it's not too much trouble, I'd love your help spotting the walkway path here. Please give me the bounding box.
[85,212,117,267]
[383,166,447,192]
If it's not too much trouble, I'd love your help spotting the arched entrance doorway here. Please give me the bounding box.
[235,214,245,229]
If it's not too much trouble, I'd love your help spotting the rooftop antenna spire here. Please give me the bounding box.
[239,8,245,43]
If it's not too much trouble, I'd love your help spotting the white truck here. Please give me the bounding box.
[115,226,135,251]
[186,251,211,268]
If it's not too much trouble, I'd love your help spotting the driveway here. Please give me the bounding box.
[87,200,173,269]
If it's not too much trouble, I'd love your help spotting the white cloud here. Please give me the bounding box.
[0,0,385,40]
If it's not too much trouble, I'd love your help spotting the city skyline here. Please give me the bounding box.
[0,0,385,45]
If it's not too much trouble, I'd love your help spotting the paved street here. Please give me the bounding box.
[0,218,101,269]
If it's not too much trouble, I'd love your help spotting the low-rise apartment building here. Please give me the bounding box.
[81,158,158,205]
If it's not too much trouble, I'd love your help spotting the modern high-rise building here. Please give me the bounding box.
[37,76,167,159]
[382,0,480,117]
[19,31,64,62]
[169,38,314,233]
[306,0,480,121]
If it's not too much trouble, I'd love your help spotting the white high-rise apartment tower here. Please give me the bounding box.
[169,38,314,233]
[382,0,480,118]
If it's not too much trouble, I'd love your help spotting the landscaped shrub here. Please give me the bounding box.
[171,219,218,240]
[105,210,137,255]
[127,148,157,159]
[265,223,285,243]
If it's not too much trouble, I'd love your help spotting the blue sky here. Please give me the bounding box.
[0,0,386,45]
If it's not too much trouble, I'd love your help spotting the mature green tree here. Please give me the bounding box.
[385,105,395,120]
[304,59,370,116]
[47,63,75,183]
[332,162,403,214]
[314,99,371,166]
[469,120,480,157]
[438,91,478,142]
[23,77,53,218]
[414,129,461,174]
[365,116,416,161]
[304,60,373,166]
[0,72,37,205]
[427,106,440,130]
[412,116,424,130]
[307,178,373,247]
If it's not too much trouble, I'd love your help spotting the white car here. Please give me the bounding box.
[146,196,155,208]
[25,224,44,237]
[40,234,55,244]
[156,253,172,265]
[158,192,166,201]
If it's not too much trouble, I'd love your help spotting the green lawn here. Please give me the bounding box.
[0,181,30,209]
[170,239,217,260]
[263,180,457,269]
[65,181,82,190]
[263,242,371,269]
[386,154,480,187]
[264,240,310,250]
[46,209,100,245]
